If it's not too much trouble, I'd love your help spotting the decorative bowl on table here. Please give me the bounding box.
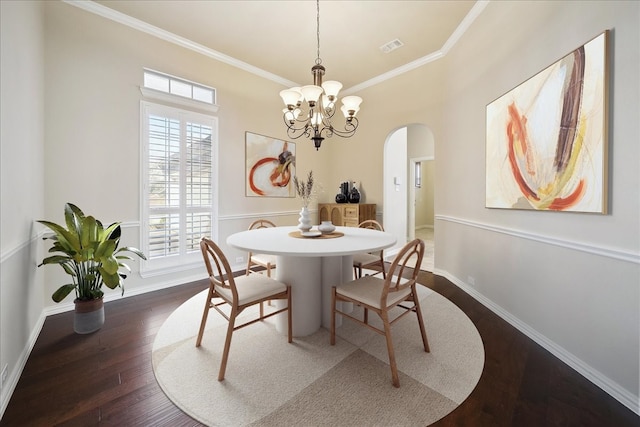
[318,221,336,235]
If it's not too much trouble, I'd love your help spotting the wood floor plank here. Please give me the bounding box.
[1,275,638,426]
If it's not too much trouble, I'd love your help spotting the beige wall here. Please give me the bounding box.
[436,0,639,410]
[415,160,434,228]
[1,0,638,416]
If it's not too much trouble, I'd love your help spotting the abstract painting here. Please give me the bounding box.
[245,132,296,197]
[486,31,608,213]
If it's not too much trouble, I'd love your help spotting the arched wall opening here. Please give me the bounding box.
[383,123,435,270]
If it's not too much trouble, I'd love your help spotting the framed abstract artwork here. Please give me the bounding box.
[485,31,609,213]
[245,132,296,197]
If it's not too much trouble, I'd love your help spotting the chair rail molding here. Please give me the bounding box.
[435,215,639,264]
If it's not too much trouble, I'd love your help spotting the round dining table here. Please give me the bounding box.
[227,225,396,336]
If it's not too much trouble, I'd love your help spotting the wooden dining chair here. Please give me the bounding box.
[331,238,429,387]
[196,237,292,381]
[246,219,277,277]
[352,220,387,279]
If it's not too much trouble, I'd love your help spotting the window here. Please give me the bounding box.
[415,161,422,188]
[141,69,218,114]
[143,69,216,105]
[141,101,218,275]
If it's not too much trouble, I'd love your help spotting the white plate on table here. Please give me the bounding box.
[301,230,322,238]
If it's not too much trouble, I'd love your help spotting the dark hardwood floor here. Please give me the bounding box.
[2,272,638,426]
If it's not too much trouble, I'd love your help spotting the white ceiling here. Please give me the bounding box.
[84,1,487,92]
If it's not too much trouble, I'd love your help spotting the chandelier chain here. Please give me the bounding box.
[315,0,321,65]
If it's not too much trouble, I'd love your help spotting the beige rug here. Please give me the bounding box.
[152,285,484,426]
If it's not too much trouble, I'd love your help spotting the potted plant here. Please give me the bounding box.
[38,203,146,334]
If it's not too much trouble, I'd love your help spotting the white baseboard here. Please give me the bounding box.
[415,224,434,231]
[434,268,640,416]
[0,272,208,420]
[0,311,46,418]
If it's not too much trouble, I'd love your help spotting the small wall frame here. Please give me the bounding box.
[245,132,296,198]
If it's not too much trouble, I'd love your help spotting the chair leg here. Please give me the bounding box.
[195,286,214,347]
[218,312,236,381]
[381,310,400,387]
[287,286,293,343]
[330,287,337,345]
[267,265,274,306]
[412,286,430,352]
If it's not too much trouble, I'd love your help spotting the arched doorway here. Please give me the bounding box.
[383,124,434,271]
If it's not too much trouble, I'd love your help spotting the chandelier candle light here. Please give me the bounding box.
[280,0,362,150]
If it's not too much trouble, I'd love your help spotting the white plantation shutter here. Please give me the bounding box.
[141,101,217,274]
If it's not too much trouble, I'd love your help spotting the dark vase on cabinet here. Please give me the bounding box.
[348,186,360,203]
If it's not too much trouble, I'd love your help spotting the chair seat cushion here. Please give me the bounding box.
[336,276,411,309]
[216,274,287,306]
[251,253,277,267]
[352,253,380,267]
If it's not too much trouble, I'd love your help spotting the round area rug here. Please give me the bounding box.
[152,285,484,426]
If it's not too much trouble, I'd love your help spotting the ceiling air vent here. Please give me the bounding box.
[380,39,404,54]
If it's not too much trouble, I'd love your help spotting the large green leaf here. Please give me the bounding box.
[104,223,122,243]
[116,246,147,260]
[81,215,99,249]
[95,239,116,259]
[100,255,119,275]
[37,220,80,254]
[61,263,76,276]
[52,284,76,303]
[65,203,84,237]
[38,255,71,266]
[100,268,121,289]
[117,262,132,273]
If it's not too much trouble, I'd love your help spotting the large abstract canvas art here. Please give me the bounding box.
[245,132,296,197]
[486,31,608,213]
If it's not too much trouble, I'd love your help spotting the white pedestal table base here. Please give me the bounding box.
[274,254,354,336]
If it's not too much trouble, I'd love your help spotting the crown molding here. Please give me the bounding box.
[63,0,488,93]
[441,0,489,54]
[344,50,445,95]
[344,0,489,95]
[62,0,297,88]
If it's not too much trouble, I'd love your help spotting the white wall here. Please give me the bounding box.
[0,0,46,415]
[436,0,639,412]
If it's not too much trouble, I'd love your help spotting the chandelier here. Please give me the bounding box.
[279,0,362,150]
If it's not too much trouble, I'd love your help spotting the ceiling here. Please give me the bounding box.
[86,1,486,92]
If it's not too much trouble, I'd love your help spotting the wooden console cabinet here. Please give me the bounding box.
[317,203,376,227]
